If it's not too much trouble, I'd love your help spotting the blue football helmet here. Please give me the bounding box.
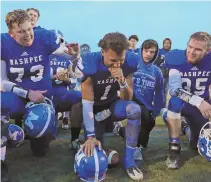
[74,146,108,182]
[50,29,65,44]
[197,122,211,162]
[8,124,25,147]
[24,98,56,138]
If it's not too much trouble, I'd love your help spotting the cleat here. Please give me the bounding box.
[62,117,69,130]
[166,142,181,169]
[123,146,143,181]
[69,138,82,152]
[126,166,143,181]
[62,124,69,130]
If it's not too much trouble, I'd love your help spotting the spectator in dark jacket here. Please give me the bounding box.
[154,38,172,105]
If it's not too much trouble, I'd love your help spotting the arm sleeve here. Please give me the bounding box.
[82,99,95,137]
[153,69,165,117]
[168,69,182,96]
[0,60,16,92]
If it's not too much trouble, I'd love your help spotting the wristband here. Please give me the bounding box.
[176,88,204,108]
[119,79,128,89]
[86,131,96,138]
[189,95,204,108]
[11,85,29,99]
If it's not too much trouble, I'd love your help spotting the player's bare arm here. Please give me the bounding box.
[81,77,102,156]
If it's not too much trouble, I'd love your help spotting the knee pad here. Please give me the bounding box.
[168,97,183,113]
[126,103,141,126]
[167,97,183,119]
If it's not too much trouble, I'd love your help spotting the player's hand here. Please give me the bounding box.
[108,63,125,84]
[57,69,69,81]
[28,90,47,103]
[65,43,80,57]
[81,137,102,157]
[198,100,211,119]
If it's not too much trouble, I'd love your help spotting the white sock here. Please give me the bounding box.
[63,111,70,118]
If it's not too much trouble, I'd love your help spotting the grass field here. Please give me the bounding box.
[6,117,211,182]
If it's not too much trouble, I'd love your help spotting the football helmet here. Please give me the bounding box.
[24,98,56,138]
[74,146,108,182]
[8,124,25,147]
[198,122,211,162]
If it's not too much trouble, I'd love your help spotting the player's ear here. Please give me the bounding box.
[206,48,211,54]
[101,48,105,56]
[8,30,14,38]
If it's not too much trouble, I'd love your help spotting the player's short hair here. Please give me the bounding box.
[142,39,158,50]
[26,8,40,18]
[189,32,211,49]
[5,9,30,30]
[98,32,130,55]
[128,35,139,41]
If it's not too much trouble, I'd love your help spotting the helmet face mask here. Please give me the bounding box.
[74,146,108,182]
[198,122,211,161]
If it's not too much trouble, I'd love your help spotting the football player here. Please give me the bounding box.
[0,9,78,182]
[162,32,211,169]
[14,8,43,129]
[50,30,82,129]
[128,35,139,55]
[117,39,164,160]
[26,8,42,30]
[78,32,143,181]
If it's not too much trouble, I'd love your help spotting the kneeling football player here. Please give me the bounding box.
[79,32,143,181]
[161,32,211,169]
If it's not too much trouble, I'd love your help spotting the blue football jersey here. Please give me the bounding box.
[81,51,139,106]
[50,54,70,86]
[127,48,139,55]
[165,49,211,100]
[159,48,169,59]
[1,29,61,92]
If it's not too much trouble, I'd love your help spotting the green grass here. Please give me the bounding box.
[7,126,211,182]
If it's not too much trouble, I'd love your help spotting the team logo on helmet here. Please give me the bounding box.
[198,122,211,162]
[24,98,56,138]
[74,146,108,182]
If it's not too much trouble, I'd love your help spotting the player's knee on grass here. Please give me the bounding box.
[30,135,53,156]
[126,102,141,123]
[167,96,183,120]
